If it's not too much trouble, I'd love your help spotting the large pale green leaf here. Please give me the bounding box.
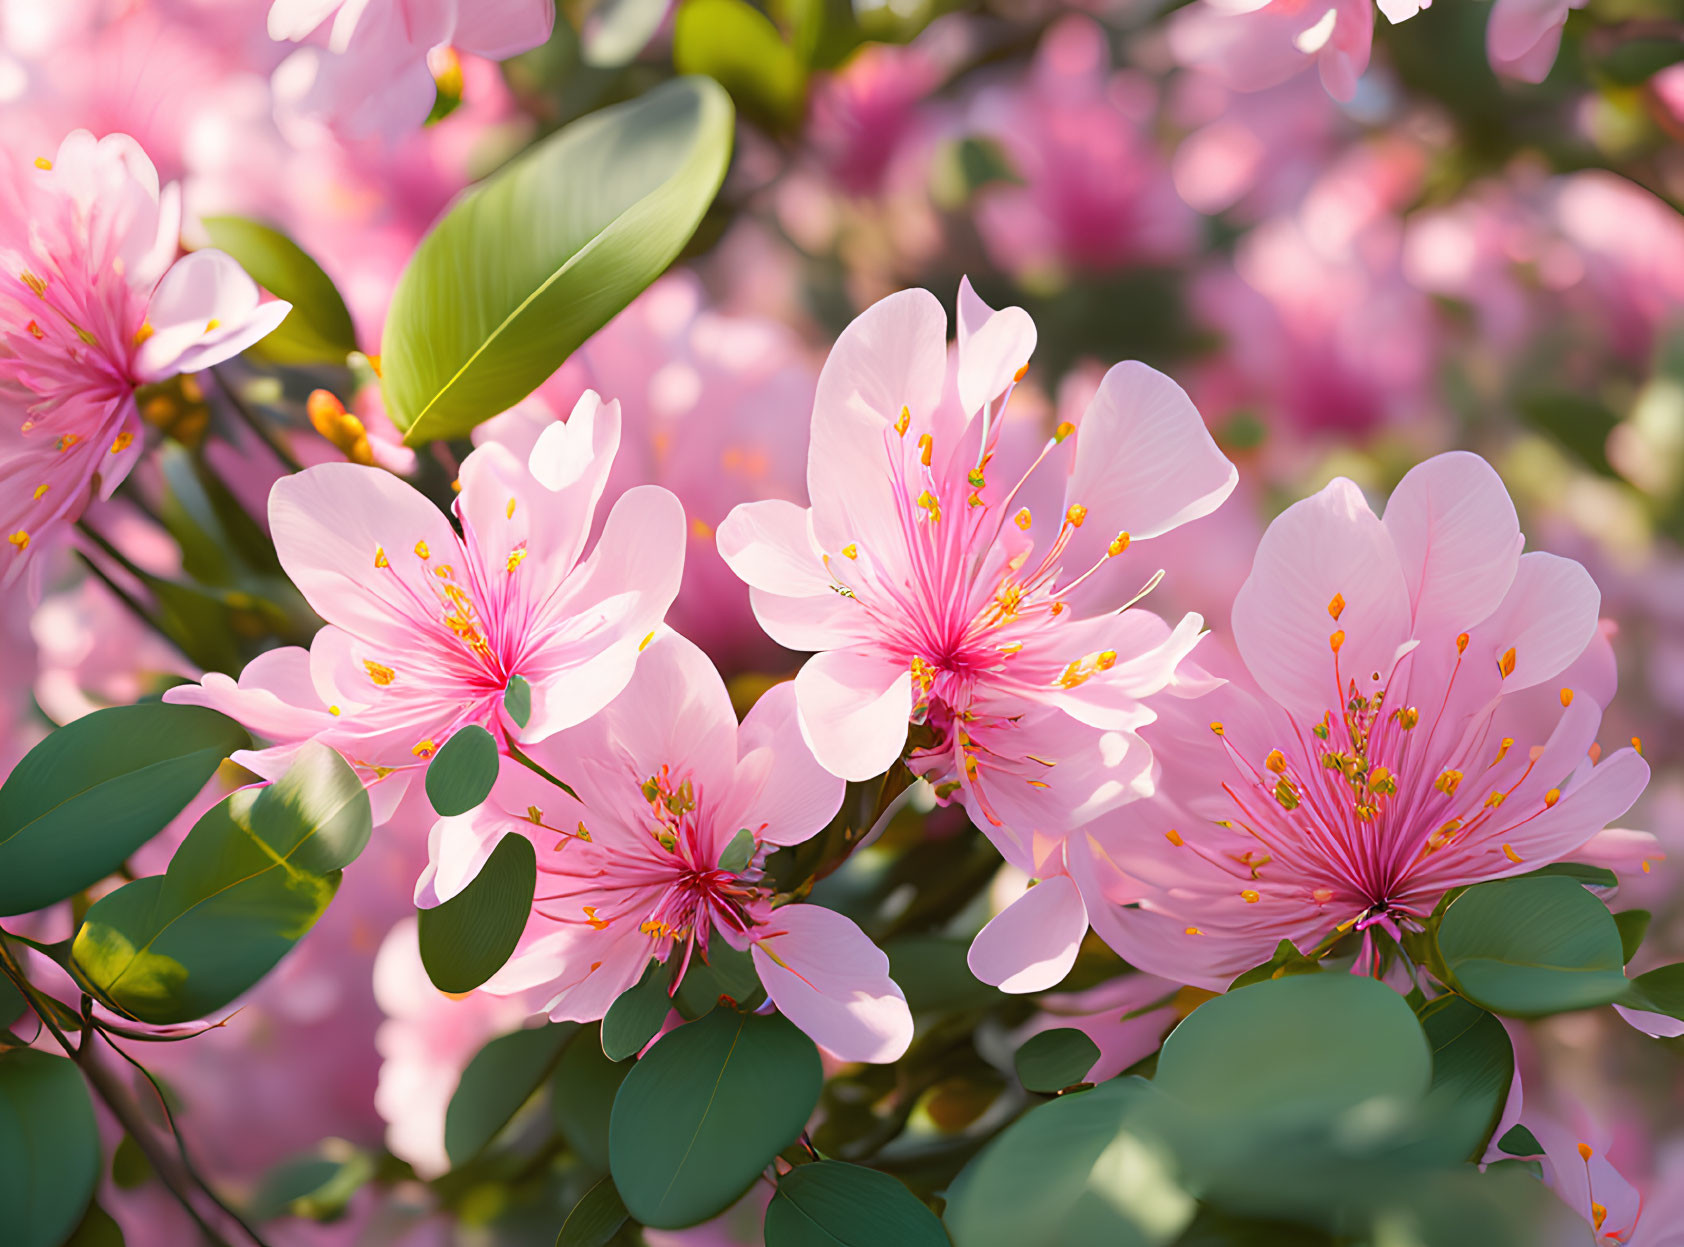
[550,1026,629,1171]
[444,1022,576,1166]
[1436,877,1629,1017]
[0,704,248,916]
[71,743,371,1023]
[381,76,734,444]
[1418,995,1514,1162]
[765,1161,949,1247]
[610,1009,821,1229]
[674,0,807,130]
[201,216,358,365]
[0,1049,101,1247]
[557,1177,628,1247]
[417,831,536,994]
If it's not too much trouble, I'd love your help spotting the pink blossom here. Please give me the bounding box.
[967,16,1195,280]
[0,130,290,588]
[1076,452,1652,989]
[1168,0,1376,103]
[427,630,914,1063]
[806,42,944,198]
[268,0,553,140]
[165,390,684,820]
[1486,0,1585,83]
[1533,1124,1684,1245]
[718,281,1235,990]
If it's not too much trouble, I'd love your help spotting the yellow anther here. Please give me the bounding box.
[506,497,517,519]
[1210,721,1225,736]
[1312,887,1333,903]
[1435,769,1463,795]
[842,543,858,559]
[31,484,47,499]
[1241,889,1260,904]
[133,321,153,345]
[1185,927,1203,935]
[894,406,910,436]
[582,906,609,930]
[1493,737,1514,764]
[1589,742,1603,765]
[56,433,79,452]
[1545,788,1560,808]
[1501,843,1523,864]
[1591,1202,1607,1231]
[1633,736,1644,755]
[25,320,42,340]
[328,705,341,716]
[506,547,526,572]
[917,433,933,466]
[33,157,51,170]
[20,270,45,296]
[1577,1143,1593,1162]
[1560,687,1573,707]
[916,490,942,521]
[411,739,437,759]
[205,318,221,333]
[1013,363,1029,382]
[364,660,395,686]
[689,516,714,540]
[1065,504,1087,528]
[1107,531,1130,557]
[968,467,986,489]
[1484,790,1506,809]
[1165,829,1184,846]
[1498,646,1516,678]
[7,530,29,551]
[1328,592,1345,621]
[639,631,655,651]
[1329,629,1345,653]
[74,324,98,347]
[414,540,430,559]
[1053,421,1075,443]
[1265,749,1286,774]
[998,641,1022,655]
[964,754,979,781]
[1095,650,1117,670]
[1274,777,1299,810]
[526,805,543,824]
[1456,632,1470,654]
[110,431,133,454]
[374,546,389,568]
[1014,508,1032,530]
[1398,706,1421,731]
[1049,602,1065,615]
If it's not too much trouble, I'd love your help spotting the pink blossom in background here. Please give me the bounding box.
[1167,0,1375,103]
[719,280,1236,991]
[0,130,290,589]
[1077,452,1652,989]
[476,274,816,673]
[968,16,1195,280]
[1486,0,1585,84]
[30,576,194,722]
[1533,1123,1684,1245]
[427,630,915,1063]
[268,0,553,141]
[165,390,684,818]
[806,41,944,199]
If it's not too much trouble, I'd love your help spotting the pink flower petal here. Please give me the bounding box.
[967,873,1087,993]
[792,649,913,782]
[752,903,912,1062]
[1383,451,1522,639]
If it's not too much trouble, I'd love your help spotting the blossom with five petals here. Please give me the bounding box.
[1,130,290,588]
[426,630,914,1063]
[166,391,684,820]
[1073,452,1653,988]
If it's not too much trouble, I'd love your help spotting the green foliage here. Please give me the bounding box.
[1615,909,1652,964]
[574,0,670,68]
[381,76,734,444]
[200,216,358,364]
[248,1148,376,1222]
[1496,1125,1542,1158]
[445,1022,577,1167]
[1619,961,1684,1022]
[72,742,370,1023]
[417,831,537,993]
[550,1026,629,1171]
[717,827,756,873]
[1435,876,1629,1017]
[0,1049,101,1247]
[0,704,248,916]
[1014,1027,1101,1093]
[764,1160,950,1247]
[504,676,533,730]
[425,725,501,817]
[610,1008,822,1228]
[557,1177,629,1247]
[63,1201,125,1247]
[672,938,763,1018]
[674,0,807,130]
[1417,995,1514,1162]
[601,958,672,1061]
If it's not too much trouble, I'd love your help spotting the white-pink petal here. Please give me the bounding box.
[967,873,1087,993]
[792,649,913,782]
[752,903,913,1063]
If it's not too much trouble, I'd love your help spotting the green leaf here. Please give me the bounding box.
[601,958,671,1061]
[1615,910,1651,964]
[884,937,1004,1013]
[1496,1125,1542,1158]
[577,0,671,68]
[425,725,501,817]
[201,217,357,365]
[504,676,532,729]
[1418,995,1514,1162]
[0,1048,101,1247]
[944,1080,1190,1247]
[673,938,763,1019]
[0,704,249,916]
[417,831,536,994]
[1618,962,1684,1020]
[674,0,807,130]
[1227,938,1323,991]
[248,1148,375,1222]
[381,76,734,444]
[550,1026,629,1171]
[1154,974,1432,1127]
[610,1009,822,1229]
[765,1161,949,1247]
[72,742,371,1023]
[1436,877,1629,1017]
[717,827,755,874]
[64,1201,124,1247]
[557,1177,628,1247]
[445,1022,576,1167]
[1014,1028,1100,1094]
[1516,861,1618,889]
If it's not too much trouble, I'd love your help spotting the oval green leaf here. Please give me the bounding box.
[602,958,671,1061]
[1418,995,1514,1162]
[1615,909,1651,964]
[418,831,537,994]
[674,0,807,130]
[381,76,734,444]
[201,216,357,365]
[551,1026,630,1171]
[71,742,371,1023]
[425,725,501,817]
[444,1022,576,1167]
[610,1009,821,1229]
[0,704,249,916]
[1014,1028,1101,1094]
[1619,961,1684,1019]
[0,1049,101,1247]
[765,1161,949,1247]
[558,1177,628,1247]
[1437,877,1629,1017]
